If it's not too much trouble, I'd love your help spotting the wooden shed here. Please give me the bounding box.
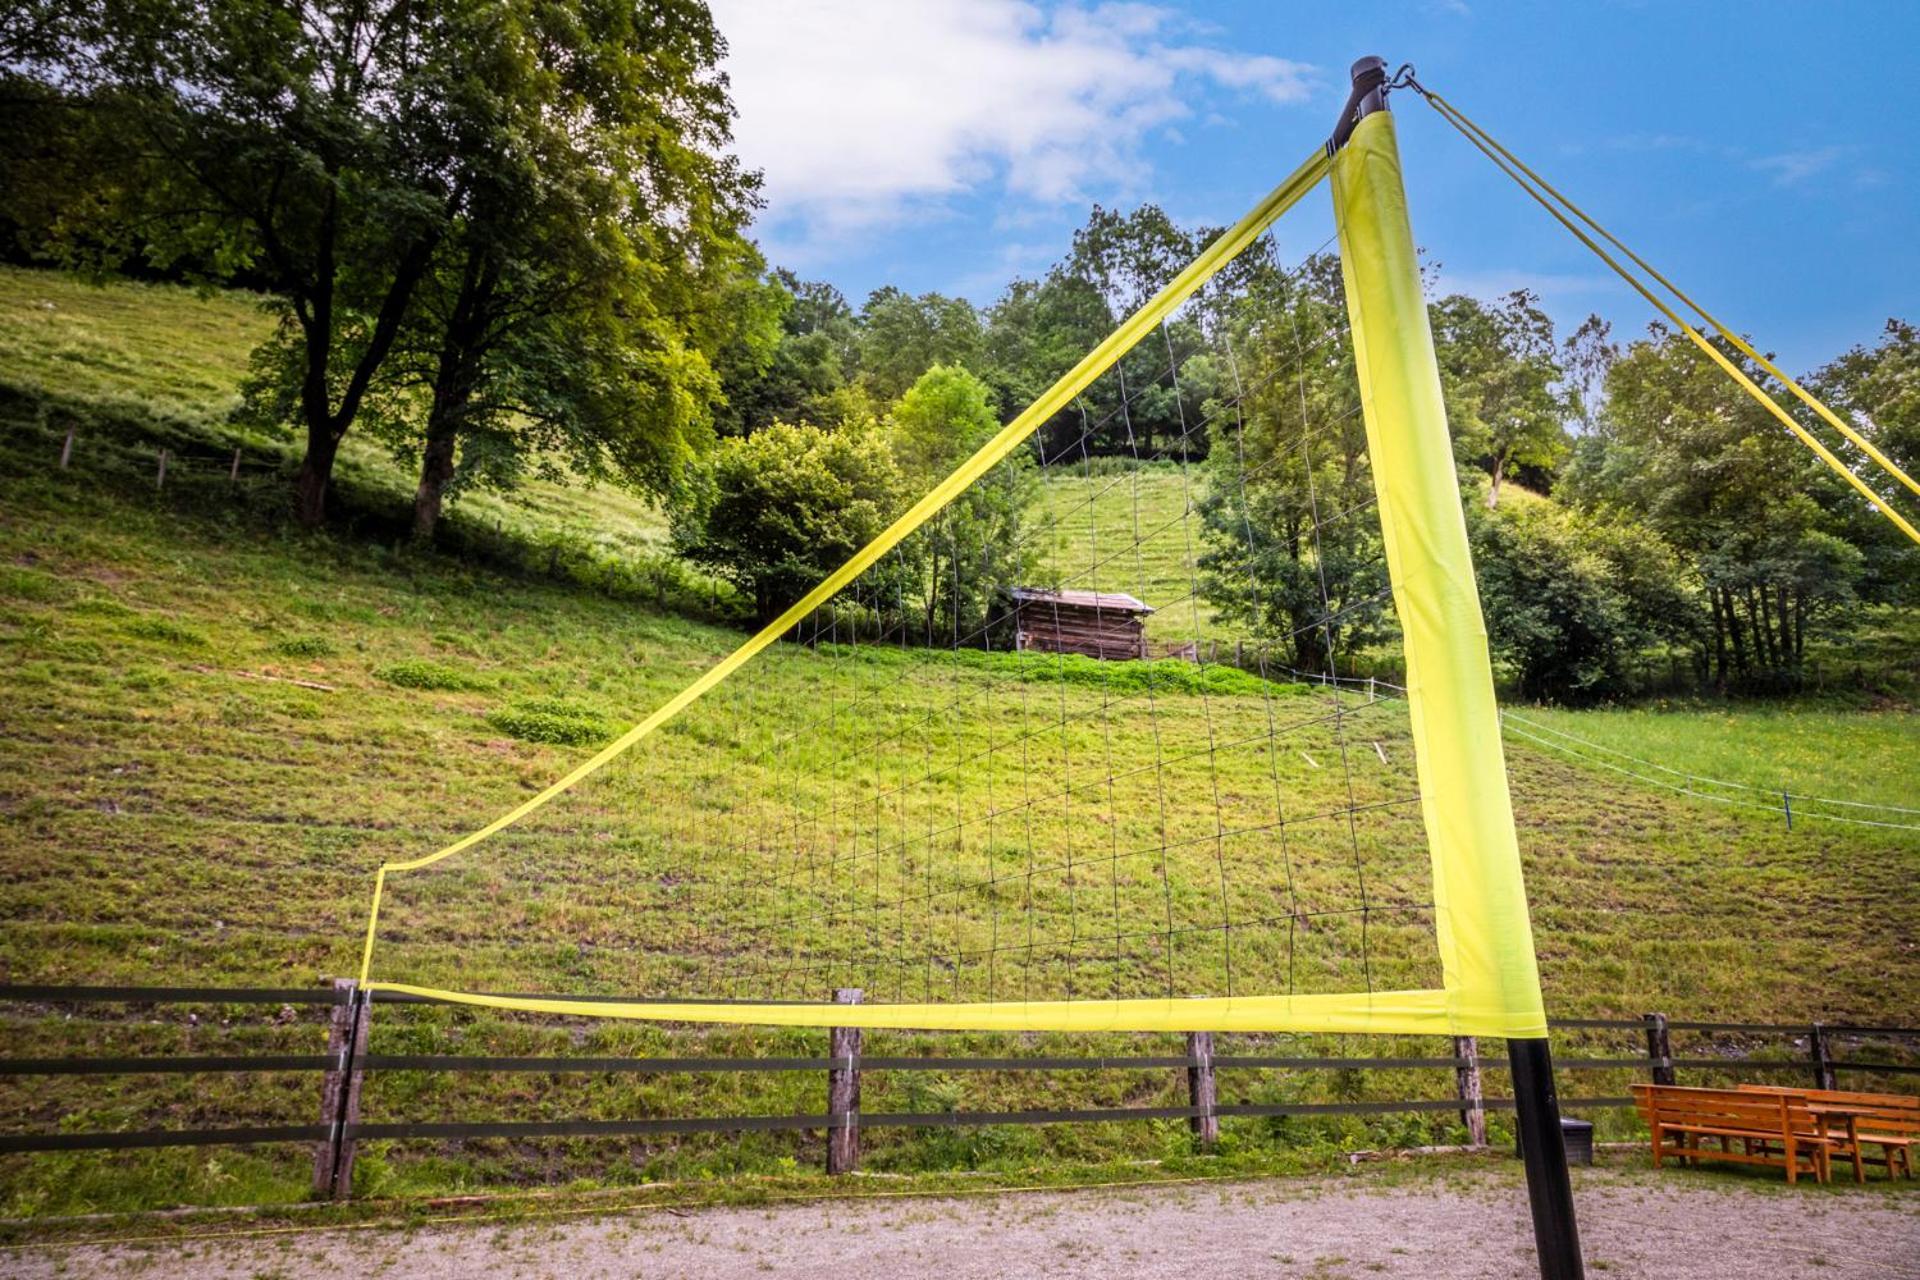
[1011,588,1154,661]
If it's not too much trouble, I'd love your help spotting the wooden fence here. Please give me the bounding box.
[2,983,1914,1201]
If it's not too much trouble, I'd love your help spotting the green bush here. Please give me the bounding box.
[373,659,491,692]
[122,616,208,648]
[273,634,337,658]
[0,566,72,603]
[485,697,612,746]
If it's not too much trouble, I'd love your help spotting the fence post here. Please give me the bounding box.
[827,988,863,1175]
[312,978,371,1200]
[59,422,75,469]
[1453,1035,1486,1147]
[1643,1012,1675,1086]
[1809,1023,1836,1091]
[1185,1031,1218,1147]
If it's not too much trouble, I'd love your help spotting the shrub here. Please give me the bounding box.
[485,697,612,747]
[373,659,491,692]
[0,566,72,603]
[122,616,208,648]
[273,634,337,658]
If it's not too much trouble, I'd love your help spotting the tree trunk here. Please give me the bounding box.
[1744,589,1773,675]
[294,425,341,528]
[1755,587,1776,672]
[1710,590,1727,691]
[1487,453,1505,508]
[1722,587,1748,678]
[412,419,459,544]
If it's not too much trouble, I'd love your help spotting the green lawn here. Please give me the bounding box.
[1504,704,1918,814]
[0,264,1915,1216]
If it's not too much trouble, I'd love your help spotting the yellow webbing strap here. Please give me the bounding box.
[1418,89,1920,547]
[1427,91,1918,504]
[355,145,1334,1007]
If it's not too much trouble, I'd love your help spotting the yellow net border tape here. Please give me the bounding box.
[356,145,1336,1000]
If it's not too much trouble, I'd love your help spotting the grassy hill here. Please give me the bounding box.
[0,265,679,566]
[1,265,1916,1214]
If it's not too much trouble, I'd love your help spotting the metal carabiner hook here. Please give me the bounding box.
[1385,63,1427,99]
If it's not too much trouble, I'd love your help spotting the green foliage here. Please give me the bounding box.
[271,635,336,659]
[1563,326,1898,691]
[1197,253,1390,672]
[1430,289,1570,505]
[121,616,208,649]
[19,0,759,531]
[889,365,1036,641]
[857,287,985,403]
[1468,501,1696,703]
[669,420,905,624]
[485,697,611,746]
[373,659,491,692]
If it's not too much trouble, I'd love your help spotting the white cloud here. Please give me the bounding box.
[707,1,1315,253]
[1750,146,1850,187]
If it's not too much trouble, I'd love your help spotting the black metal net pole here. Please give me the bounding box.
[1509,1036,1584,1280]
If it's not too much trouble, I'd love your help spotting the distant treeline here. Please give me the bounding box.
[3,1,1913,702]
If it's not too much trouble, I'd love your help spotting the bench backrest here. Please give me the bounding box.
[1839,1105,1920,1137]
[1736,1084,1919,1110]
[1631,1083,1818,1136]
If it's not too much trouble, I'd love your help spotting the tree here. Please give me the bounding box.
[1562,313,1619,436]
[33,0,750,528]
[36,0,506,524]
[887,365,1034,641]
[715,271,864,436]
[1431,290,1570,505]
[856,287,983,403]
[243,0,763,542]
[980,272,1111,455]
[668,421,903,627]
[1198,253,1390,673]
[1564,326,1869,689]
[1469,499,1699,703]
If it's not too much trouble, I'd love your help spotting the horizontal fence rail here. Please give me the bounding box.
[1,983,1914,1195]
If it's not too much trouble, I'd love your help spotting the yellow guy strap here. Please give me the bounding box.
[1426,91,1918,505]
[354,145,1335,1017]
[1418,88,1920,547]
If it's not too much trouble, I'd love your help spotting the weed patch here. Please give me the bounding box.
[122,616,208,648]
[272,634,336,659]
[373,658,491,692]
[485,697,613,746]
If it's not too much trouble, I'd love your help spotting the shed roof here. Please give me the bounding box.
[1011,587,1154,615]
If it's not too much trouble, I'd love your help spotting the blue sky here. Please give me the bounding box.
[707,1,1917,372]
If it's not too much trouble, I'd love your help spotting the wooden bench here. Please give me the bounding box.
[1737,1086,1918,1180]
[1631,1083,1833,1183]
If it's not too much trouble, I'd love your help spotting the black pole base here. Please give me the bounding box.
[1508,1037,1585,1280]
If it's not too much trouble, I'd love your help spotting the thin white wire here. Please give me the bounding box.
[1500,709,1920,815]
[1496,719,1920,833]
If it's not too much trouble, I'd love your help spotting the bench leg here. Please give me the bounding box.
[1650,1123,1663,1169]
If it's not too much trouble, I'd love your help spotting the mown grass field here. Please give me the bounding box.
[1,265,1916,1216]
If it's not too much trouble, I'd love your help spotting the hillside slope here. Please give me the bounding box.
[2,265,1915,1214]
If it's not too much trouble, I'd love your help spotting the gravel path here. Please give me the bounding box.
[6,1167,1916,1279]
